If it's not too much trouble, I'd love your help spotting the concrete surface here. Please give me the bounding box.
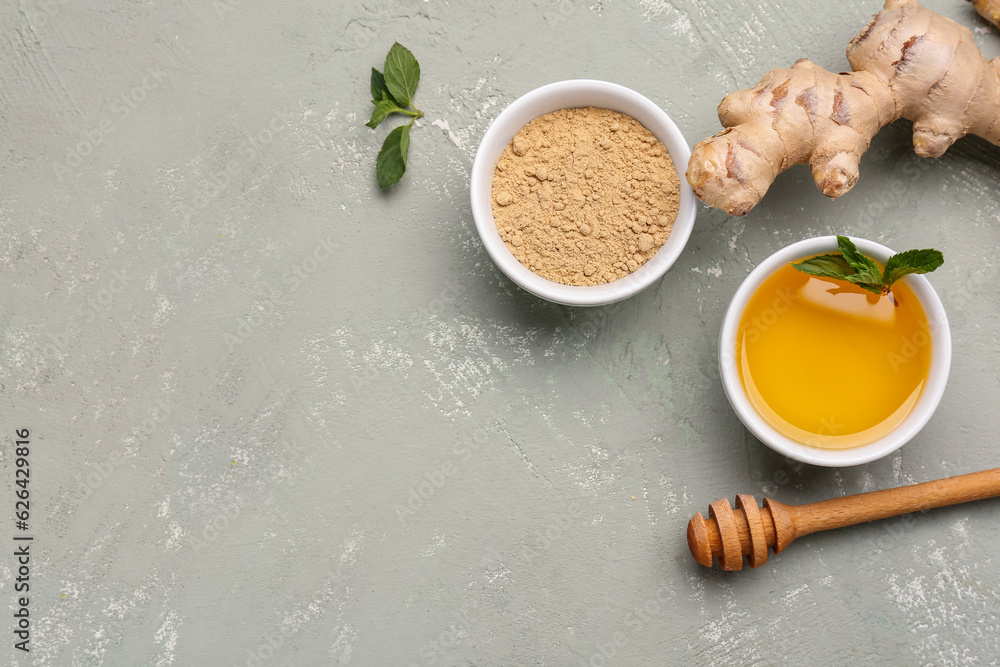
[2,0,1000,665]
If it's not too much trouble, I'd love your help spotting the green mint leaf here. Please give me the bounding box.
[882,248,944,287]
[791,236,943,298]
[852,282,886,295]
[847,262,882,286]
[845,274,887,294]
[368,45,421,189]
[370,68,397,105]
[836,235,882,284]
[791,253,854,281]
[366,98,403,129]
[836,236,865,268]
[376,124,410,189]
[384,42,420,107]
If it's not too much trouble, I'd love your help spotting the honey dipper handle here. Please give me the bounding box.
[787,467,1000,540]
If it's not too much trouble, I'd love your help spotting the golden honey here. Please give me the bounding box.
[737,263,932,449]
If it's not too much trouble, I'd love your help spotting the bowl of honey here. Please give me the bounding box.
[719,236,951,467]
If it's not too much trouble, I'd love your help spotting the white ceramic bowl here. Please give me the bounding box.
[470,80,697,306]
[719,236,951,467]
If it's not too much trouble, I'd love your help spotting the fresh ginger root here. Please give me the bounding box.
[686,0,1000,216]
[971,0,1000,28]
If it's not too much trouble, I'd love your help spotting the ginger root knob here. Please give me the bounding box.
[687,0,1000,216]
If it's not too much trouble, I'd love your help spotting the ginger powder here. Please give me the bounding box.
[491,107,680,286]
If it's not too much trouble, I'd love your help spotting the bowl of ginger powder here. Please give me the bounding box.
[471,80,696,306]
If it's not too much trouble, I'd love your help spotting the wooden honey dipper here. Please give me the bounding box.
[688,467,1000,570]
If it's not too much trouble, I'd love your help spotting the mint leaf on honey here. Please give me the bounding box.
[366,44,424,189]
[837,235,883,286]
[789,253,853,281]
[792,236,943,296]
[883,248,945,285]
[847,279,887,296]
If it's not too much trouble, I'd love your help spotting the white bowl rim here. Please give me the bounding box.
[470,79,697,307]
[719,236,952,467]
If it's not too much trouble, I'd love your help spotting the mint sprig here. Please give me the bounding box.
[792,236,943,296]
[366,43,423,189]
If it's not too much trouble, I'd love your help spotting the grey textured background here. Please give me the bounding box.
[2,0,1000,665]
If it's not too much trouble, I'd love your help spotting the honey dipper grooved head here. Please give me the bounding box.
[688,494,777,570]
[687,512,713,567]
[709,498,744,570]
[735,494,768,568]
